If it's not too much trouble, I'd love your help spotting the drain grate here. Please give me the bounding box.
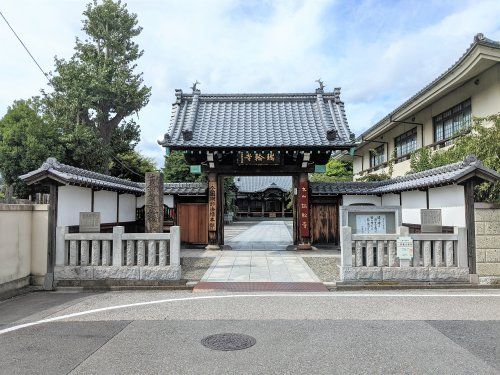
[201,333,256,351]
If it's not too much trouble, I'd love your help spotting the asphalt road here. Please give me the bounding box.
[0,289,499,374]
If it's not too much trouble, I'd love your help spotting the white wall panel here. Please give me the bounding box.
[57,186,92,226]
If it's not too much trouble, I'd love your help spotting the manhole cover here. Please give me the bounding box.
[201,333,256,351]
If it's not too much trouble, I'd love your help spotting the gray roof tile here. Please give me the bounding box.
[20,158,207,196]
[234,176,292,193]
[159,89,355,149]
[311,156,499,196]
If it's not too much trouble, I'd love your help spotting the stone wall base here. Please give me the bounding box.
[55,265,182,281]
[340,266,470,282]
[478,276,500,285]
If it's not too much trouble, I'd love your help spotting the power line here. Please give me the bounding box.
[111,155,146,179]
[0,9,50,82]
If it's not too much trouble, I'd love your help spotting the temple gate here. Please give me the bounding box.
[159,83,355,249]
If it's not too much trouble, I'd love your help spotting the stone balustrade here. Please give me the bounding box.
[54,226,181,282]
[340,226,469,282]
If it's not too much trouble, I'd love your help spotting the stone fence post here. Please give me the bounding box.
[340,226,352,267]
[455,227,468,268]
[170,226,180,267]
[55,226,68,266]
[112,226,125,266]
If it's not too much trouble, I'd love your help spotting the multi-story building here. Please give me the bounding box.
[347,34,500,179]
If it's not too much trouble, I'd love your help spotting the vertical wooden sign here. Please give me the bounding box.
[299,180,310,237]
[208,180,217,232]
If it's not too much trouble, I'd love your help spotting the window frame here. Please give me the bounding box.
[369,144,385,168]
[433,98,472,147]
[394,127,417,159]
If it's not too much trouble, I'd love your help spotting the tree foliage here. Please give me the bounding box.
[162,151,205,183]
[45,0,151,172]
[309,159,353,182]
[0,99,63,195]
[409,114,500,202]
[110,150,157,182]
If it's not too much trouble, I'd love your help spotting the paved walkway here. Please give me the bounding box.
[201,252,320,282]
[226,220,292,251]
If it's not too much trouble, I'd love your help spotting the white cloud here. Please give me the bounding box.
[1,0,499,166]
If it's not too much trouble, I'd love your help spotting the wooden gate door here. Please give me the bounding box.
[177,203,208,244]
[310,203,339,245]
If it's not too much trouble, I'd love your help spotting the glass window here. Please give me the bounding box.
[394,128,417,158]
[433,99,471,145]
[370,144,385,168]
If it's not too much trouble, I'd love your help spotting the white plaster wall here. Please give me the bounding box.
[343,195,381,206]
[401,190,427,224]
[57,186,92,226]
[382,194,400,206]
[0,204,48,287]
[31,206,48,279]
[119,194,137,222]
[429,185,465,226]
[94,190,117,224]
[136,195,145,208]
[163,195,174,207]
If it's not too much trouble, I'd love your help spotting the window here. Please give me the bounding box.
[394,128,417,158]
[433,99,471,147]
[370,144,385,168]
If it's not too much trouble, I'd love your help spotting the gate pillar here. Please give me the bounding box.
[297,173,312,250]
[206,172,220,250]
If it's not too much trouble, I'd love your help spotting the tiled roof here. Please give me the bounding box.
[234,176,292,193]
[358,33,500,141]
[20,158,207,196]
[311,156,499,196]
[164,182,207,195]
[159,87,355,149]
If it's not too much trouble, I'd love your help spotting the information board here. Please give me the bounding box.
[355,214,386,234]
[396,236,414,260]
[79,212,100,233]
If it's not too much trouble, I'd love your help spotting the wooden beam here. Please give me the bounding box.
[45,184,58,290]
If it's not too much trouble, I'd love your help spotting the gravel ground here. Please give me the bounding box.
[181,257,215,281]
[302,257,340,282]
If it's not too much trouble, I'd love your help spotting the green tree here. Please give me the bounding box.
[0,99,63,196]
[309,159,353,182]
[46,0,151,173]
[162,151,205,183]
[409,114,500,202]
[110,150,157,182]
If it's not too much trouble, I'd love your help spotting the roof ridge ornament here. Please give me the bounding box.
[315,78,325,93]
[191,80,200,94]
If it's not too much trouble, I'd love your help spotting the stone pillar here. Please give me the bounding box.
[388,240,397,267]
[366,240,374,266]
[445,240,454,267]
[145,172,164,233]
[91,240,100,266]
[423,240,432,267]
[377,241,385,267]
[434,240,443,267]
[340,226,352,267]
[355,241,363,266]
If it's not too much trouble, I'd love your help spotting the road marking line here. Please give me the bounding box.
[1,292,498,335]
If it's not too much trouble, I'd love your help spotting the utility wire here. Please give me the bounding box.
[0,9,50,82]
[111,155,146,179]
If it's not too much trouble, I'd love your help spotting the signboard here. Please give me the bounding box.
[208,181,217,232]
[396,236,414,260]
[190,165,201,174]
[79,212,100,233]
[298,180,310,237]
[237,151,280,165]
[421,209,442,233]
[314,164,326,173]
[356,214,386,234]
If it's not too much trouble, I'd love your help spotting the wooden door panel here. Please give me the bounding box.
[177,203,208,244]
[311,203,339,245]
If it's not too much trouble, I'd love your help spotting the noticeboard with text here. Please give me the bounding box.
[237,151,280,165]
[299,180,310,237]
[396,237,414,260]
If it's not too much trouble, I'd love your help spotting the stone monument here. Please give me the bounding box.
[145,172,164,233]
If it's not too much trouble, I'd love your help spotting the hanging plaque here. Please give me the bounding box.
[208,181,217,232]
[298,180,310,237]
[237,151,280,165]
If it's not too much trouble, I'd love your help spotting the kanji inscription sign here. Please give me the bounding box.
[298,180,309,237]
[208,181,217,232]
[237,151,280,165]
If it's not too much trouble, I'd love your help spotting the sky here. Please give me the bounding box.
[1,0,500,166]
